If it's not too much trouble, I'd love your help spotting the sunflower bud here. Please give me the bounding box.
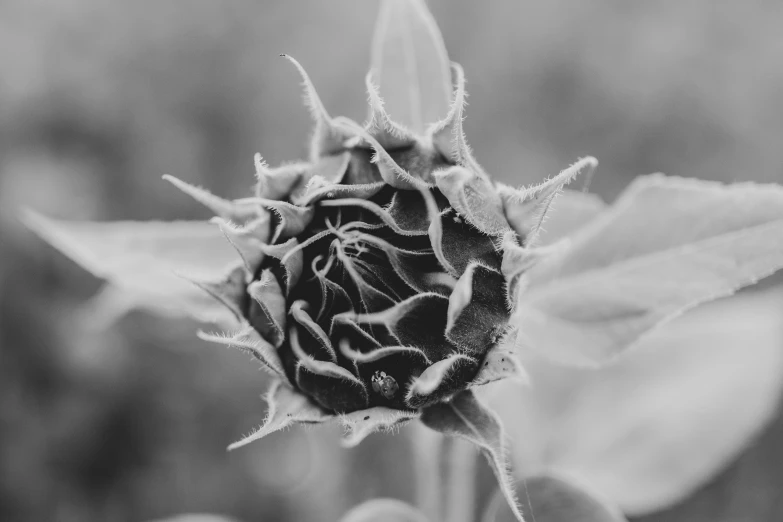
[159,9,595,442]
[161,42,593,422]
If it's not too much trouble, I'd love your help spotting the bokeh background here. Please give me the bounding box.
[2,1,783,521]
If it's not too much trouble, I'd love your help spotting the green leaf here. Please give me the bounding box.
[483,475,627,522]
[371,0,452,134]
[340,499,429,522]
[515,174,783,365]
[536,189,606,246]
[634,401,783,522]
[421,391,526,522]
[23,212,242,324]
[493,287,783,515]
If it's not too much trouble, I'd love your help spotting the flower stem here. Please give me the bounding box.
[444,437,478,522]
[411,423,443,521]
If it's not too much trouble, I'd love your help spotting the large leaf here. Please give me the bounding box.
[493,287,783,515]
[371,0,452,133]
[536,189,606,246]
[484,475,627,522]
[421,390,526,522]
[633,398,783,521]
[515,174,783,365]
[340,499,429,522]
[23,212,240,324]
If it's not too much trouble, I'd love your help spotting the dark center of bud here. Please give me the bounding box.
[243,151,510,414]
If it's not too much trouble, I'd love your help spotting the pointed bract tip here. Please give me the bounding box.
[371,0,451,133]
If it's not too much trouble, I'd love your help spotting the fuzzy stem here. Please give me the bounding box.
[444,437,478,522]
[411,423,443,521]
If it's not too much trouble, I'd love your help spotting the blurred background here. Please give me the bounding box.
[2,1,783,521]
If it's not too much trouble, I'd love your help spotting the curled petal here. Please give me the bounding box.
[246,269,287,348]
[406,353,478,408]
[177,264,247,324]
[259,237,304,294]
[227,381,330,450]
[343,293,455,361]
[310,255,354,325]
[471,344,528,388]
[339,407,420,447]
[254,156,311,201]
[429,62,468,163]
[329,312,382,349]
[353,232,454,295]
[422,190,458,276]
[162,174,259,222]
[211,215,270,273]
[435,165,510,237]
[333,240,397,313]
[281,54,352,157]
[389,144,451,187]
[500,233,541,281]
[334,117,431,190]
[387,189,438,234]
[445,262,509,356]
[446,261,475,332]
[311,150,352,184]
[321,197,428,237]
[292,328,370,412]
[430,207,503,276]
[288,152,354,206]
[339,339,432,366]
[344,148,385,185]
[198,326,285,377]
[242,198,314,242]
[500,157,597,246]
[300,180,386,206]
[365,71,418,149]
[291,300,338,362]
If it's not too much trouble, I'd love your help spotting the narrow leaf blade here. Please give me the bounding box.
[371,0,452,133]
[24,212,241,323]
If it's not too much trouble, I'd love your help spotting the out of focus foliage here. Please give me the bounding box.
[2,1,782,521]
